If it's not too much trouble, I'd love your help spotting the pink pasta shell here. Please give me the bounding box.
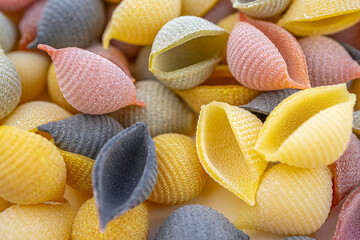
[330,22,360,51]
[0,0,36,12]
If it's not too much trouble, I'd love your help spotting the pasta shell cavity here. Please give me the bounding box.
[255,84,356,168]
[196,102,268,206]
[149,16,229,90]
[233,0,292,19]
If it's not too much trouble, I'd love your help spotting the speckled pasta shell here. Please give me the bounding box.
[0,203,75,239]
[254,84,356,168]
[203,0,237,24]
[72,198,149,240]
[149,16,229,90]
[0,197,11,212]
[330,22,360,50]
[0,126,66,204]
[132,46,157,81]
[0,0,36,11]
[103,0,181,46]
[2,101,71,131]
[0,49,21,120]
[148,134,207,205]
[277,0,360,36]
[155,205,249,240]
[181,0,218,16]
[235,164,332,235]
[39,45,144,114]
[217,12,238,32]
[0,12,17,53]
[93,122,157,230]
[353,111,360,135]
[109,80,195,137]
[233,0,292,18]
[196,102,268,206]
[227,14,310,91]
[281,236,315,240]
[28,0,106,49]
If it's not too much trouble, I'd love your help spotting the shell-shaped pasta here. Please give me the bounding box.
[2,101,71,131]
[93,122,157,230]
[37,114,123,159]
[203,0,237,24]
[0,126,66,204]
[39,45,144,115]
[299,36,360,87]
[72,198,149,240]
[353,111,360,135]
[227,14,310,91]
[233,0,292,18]
[254,84,356,168]
[340,41,360,65]
[277,0,360,36]
[0,49,21,120]
[111,40,142,62]
[148,134,207,205]
[0,0,36,12]
[0,12,17,53]
[181,0,218,16]
[217,12,238,32]
[132,46,157,81]
[109,80,195,137]
[201,64,240,85]
[330,22,360,50]
[349,78,360,111]
[175,85,260,114]
[19,0,47,50]
[235,164,332,235]
[28,0,106,49]
[149,16,229,90]
[0,203,75,239]
[281,237,315,240]
[7,51,51,103]
[103,0,181,46]
[155,205,249,240]
[196,102,268,206]
[0,197,11,212]
[331,133,360,208]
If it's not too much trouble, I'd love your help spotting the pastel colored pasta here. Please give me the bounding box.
[148,134,207,205]
[155,205,249,240]
[203,0,237,24]
[132,46,158,81]
[196,102,268,206]
[28,0,106,49]
[37,114,123,159]
[281,237,315,240]
[353,111,360,135]
[0,197,11,213]
[0,12,17,53]
[2,101,71,132]
[0,0,36,12]
[111,40,142,62]
[93,122,157,230]
[72,198,149,240]
[149,16,229,89]
[254,84,356,168]
[233,0,292,18]
[0,126,66,204]
[277,0,360,36]
[340,41,360,65]
[227,14,310,91]
[299,36,360,87]
[0,203,75,239]
[201,64,240,86]
[235,164,332,235]
[181,0,218,16]
[110,80,195,137]
[217,12,238,33]
[39,45,145,115]
[103,0,181,46]
[330,22,360,50]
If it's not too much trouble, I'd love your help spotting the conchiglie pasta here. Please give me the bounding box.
[203,0,236,24]
[0,197,11,212]
[181,0,218,16]
[349,79,360,110]
[0,0,36,12]
[132,46,157,81]
[217,12,238,32]
[0,12,17,53]
[233,0,292,19]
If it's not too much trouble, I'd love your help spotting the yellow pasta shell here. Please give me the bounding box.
[72,198,149,240]
[148,134,207,205]
[0,203,76,239]
[217,12,238,32]
[234,164,332,235]
[254,84,356,168]
[103,0,181,46]
[0,197,11,212]
[196,102,268,206]
[349,78,360,111]
[0,126,66,204]
[181,0,218,16]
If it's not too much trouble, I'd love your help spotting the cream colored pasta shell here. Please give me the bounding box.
[132,46,158,81]
[0,12,17,52]
[233,0,292,18]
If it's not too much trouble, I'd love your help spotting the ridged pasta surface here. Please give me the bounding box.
[0,12,17,52]
[233,0,292,18]
[0,0,36,11]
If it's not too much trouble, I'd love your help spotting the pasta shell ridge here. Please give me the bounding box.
[233,0,292,18]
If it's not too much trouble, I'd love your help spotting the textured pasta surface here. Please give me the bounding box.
[217,12,238,33]
[0,12,17,52]
[233,0,292,18]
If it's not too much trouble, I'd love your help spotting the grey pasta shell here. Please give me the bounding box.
[92,122,158,231]
[155,205,249,240]
[281,237,315,240]
[0,12,17,52]
[37,114,123,159]
[28,0,106,49]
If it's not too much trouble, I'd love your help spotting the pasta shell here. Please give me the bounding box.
[132,46,157,81]
[299,36,360,87]
[203,0,237,24]
[148,134,207,205]
[0,49,21,120]
[0,203,76,239]
[330,22,360,50]
[0,12,17,53]
[281,237,315,240]
[254,84,356,168]
[103,0,181,46]
[109,80,195,137]
[155,205,249,240]
[0,126,66,204]
[196,102,268,206]
[149,16,229,90]
[339,41,360,65]
[0,0,36,12]
[181,0,218,16]
[201,64,240,85]
[227,14,310,91]
[0,197,11,212]
[217,12,238,32]
[233,0,292,18]
[37,114,123,159]
[72,198,149,240]
[93,122,157,230]
[277,0,360,36]
[353,111,360,135]
[111,40,142,62]
[349,78,360,111]
[39,44,145,114]
[2,101,71,132]
[28,0,106,49]
[235,164,332,235]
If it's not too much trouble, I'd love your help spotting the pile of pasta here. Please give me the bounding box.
[1,0,360,239]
